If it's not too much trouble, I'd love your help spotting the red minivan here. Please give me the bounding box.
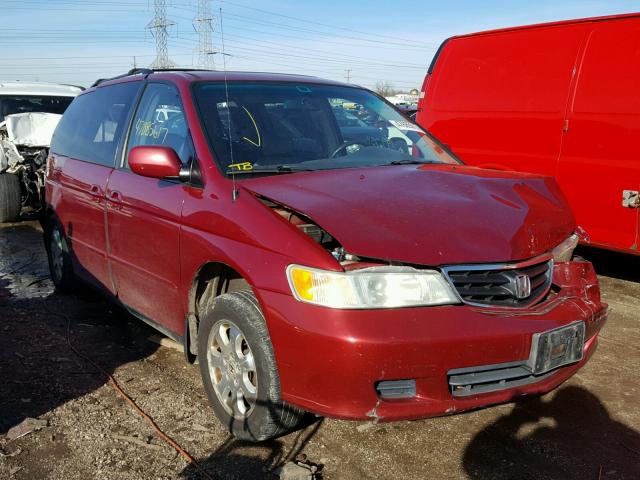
[417,13,640,254]
[44,69,606,441]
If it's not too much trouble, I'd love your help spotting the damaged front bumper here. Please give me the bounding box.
[260,259,607,421]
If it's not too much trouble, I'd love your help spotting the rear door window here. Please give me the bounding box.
[51,82,140,167]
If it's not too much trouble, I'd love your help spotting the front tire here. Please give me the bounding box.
[198,290,305,441]
[0,173,22,223]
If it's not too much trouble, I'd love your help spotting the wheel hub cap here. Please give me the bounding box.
[207,319,257,419]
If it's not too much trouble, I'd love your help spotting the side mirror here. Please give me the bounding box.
[129,146,186,180]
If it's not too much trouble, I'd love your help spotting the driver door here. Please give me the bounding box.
[106,82,196,335]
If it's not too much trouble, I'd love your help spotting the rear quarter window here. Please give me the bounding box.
[51,82,140,167]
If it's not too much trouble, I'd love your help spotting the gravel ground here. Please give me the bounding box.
[0,221,639,480]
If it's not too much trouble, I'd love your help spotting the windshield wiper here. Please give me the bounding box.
[387,159,436,166]
[225,165,314,175]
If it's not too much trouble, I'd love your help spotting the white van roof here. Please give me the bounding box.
[0,81,82,97]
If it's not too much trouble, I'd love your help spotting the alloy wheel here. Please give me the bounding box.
[207,319,258,418]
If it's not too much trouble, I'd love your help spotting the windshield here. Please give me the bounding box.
[0,95,74,123]
[193,82,460,175]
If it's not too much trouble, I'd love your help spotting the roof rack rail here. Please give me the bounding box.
[148,68,213,72]
[91,68,152,87]
[91,68,214,87]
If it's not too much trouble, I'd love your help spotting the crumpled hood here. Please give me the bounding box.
[1,112,62,147]
[242,164,575,265]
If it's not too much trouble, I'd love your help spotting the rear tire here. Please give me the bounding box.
[0,173,22,223]
[198,290,305,441]
[44,218,77,292]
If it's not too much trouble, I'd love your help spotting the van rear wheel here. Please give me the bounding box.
[0,173,22,223]
[45,218,76,292]
[198,290,305,441]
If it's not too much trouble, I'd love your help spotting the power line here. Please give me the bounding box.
[1,1,428,89]
[0,27,432,57]
[3,0,435,49]
[214,0,431,46]
[174,35,426,71]
[5,0,433,48]
[198,10,434,49]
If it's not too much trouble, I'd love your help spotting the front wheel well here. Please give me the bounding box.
[185,262,251,361]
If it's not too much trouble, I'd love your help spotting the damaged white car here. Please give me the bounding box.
[0,82,82,222]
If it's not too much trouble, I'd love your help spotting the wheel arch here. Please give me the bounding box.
[184,259,256,362]
[41,201,63,233]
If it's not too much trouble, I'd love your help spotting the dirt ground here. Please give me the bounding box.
[0,220,639,480]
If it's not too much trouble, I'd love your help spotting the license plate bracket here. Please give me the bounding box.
[527,321,585,375]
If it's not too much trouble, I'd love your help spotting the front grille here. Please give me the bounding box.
[442,256,553,307]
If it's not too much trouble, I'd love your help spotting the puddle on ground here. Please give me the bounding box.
[0,222,54,301]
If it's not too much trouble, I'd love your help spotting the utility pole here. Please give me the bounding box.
[148,0,175,69]
[345,69,352,83]
[194,0,216,69]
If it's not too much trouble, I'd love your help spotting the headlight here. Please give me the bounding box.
[287,265,459,309]
[551,233,579,262]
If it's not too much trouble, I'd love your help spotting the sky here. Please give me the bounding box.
[0,0,638,90]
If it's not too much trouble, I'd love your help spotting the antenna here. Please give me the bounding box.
[219,7,238,202]
[194,0,216,70]
[147,0,175,68]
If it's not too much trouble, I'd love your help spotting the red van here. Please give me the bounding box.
[44,69,606,440]
[417,13,640,254]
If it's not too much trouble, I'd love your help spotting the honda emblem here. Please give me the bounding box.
[514,274,531,299]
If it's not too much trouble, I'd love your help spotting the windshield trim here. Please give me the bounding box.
[189,80,463,180]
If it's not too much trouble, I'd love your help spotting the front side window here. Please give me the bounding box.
[126,83,193,166]
[193,82,459,176]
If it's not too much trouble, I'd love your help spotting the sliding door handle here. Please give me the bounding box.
[89,184,102,202]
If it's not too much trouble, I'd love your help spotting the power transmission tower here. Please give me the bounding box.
[148,0,175,68]
[194,0,216,69]
[345,69,352,83]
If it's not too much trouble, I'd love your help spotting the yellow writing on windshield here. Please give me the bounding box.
[241,107,261,148]
[228,161,253,171]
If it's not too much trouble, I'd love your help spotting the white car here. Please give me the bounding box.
[0,82,82,222]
